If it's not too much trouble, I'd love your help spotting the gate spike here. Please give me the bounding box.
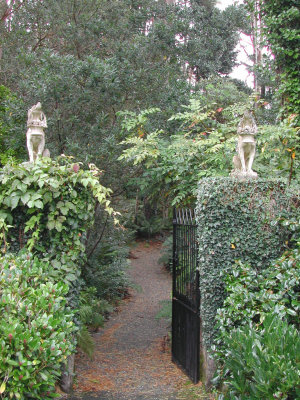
[176,208,180,224]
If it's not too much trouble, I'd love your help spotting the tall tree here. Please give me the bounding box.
[171,0,247,81]
[0,0,245,190]
[261,0,300,123]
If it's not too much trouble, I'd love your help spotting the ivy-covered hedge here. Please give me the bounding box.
[195,177,298,350]
[214,231,300,398]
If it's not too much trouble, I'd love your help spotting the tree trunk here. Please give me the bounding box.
[60,354,75,393]
[251,0,264,97]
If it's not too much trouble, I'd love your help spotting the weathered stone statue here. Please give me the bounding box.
[26,102,49,162]
[231,110,258,179]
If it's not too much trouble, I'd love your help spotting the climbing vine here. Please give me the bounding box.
[0,156,117,303]
[195,177,299,350]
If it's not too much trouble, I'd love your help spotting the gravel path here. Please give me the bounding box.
[67,240,208,400]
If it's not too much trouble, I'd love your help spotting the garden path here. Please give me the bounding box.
[66,240,209,400]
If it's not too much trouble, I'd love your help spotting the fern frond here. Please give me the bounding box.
[77,325,95,359]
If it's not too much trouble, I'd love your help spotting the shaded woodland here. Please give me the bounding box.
[0,1,299,398]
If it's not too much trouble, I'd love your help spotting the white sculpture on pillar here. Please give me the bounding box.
[26,102,49,162]
[231,110,258,179]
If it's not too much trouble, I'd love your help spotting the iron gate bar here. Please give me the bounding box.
[172,208,200,384]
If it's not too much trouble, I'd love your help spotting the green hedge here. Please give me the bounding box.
[195,177,298,350]
[0,157,114,307]
[0,252,76,399]
[214,237,300,398]
[0,157,116,393]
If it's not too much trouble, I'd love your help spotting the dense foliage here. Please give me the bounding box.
[0,85,26,165]
[0,0,299,396]
[0,0,245,180]
[0,252,76,399]
[119,81,299,212]
[261,0,300,123]
[0,157,119,393]
[217,314,300,399]
[217,245,300,334]
[119,80,247,207]
[195,177,298,350]
[0,157,114,292]
[214,220,300,398]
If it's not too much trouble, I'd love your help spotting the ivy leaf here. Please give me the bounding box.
[31,193,42,201]
[17,182,27,192]
[47,221,55,230]
[55,222,63,232]
[3,196,11,207]
[43,192,52,203]
[60,206,69,216]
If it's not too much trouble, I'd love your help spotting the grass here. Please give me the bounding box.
[177,380,217,400]
[155,299,172,324]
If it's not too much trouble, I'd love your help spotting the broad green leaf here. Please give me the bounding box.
[0,382,6,394]
[21,193,30,205]
[34,200,44,209]
[39,372,48,381]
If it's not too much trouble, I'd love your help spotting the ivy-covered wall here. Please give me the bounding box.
[195,177,298,351]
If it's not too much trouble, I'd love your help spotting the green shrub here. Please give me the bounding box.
[0,157,115,308]
[0,85,26,165]
[84,255,130,301]
[216,243,300,335]
[214,221,300,397]
[196,177,298,350]
[158,235,173,271]
[0,252,76,399]
[0,157,120,392]
[217,314,300,400]
[78,287,113,329]
[77,287,115,358]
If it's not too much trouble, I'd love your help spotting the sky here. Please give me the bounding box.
[216,0,254,87]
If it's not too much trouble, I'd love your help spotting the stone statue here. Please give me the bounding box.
[26,102,49,162]
[231,110,258,179]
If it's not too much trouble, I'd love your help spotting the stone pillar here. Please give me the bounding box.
[200,325,216,388]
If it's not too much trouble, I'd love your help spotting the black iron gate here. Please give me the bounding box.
[172,208,200,383]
